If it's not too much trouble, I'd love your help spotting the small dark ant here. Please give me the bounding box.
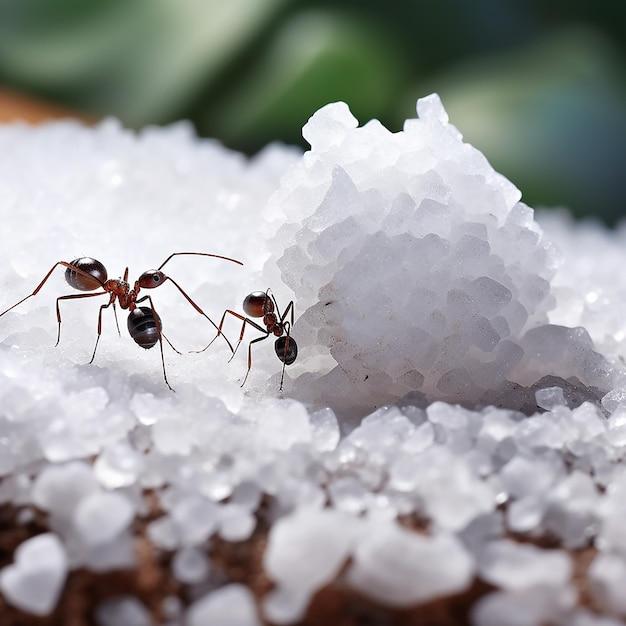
[0,252,242,390]
[195,289,297,390]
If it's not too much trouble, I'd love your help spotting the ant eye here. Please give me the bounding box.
[153,275,160,282]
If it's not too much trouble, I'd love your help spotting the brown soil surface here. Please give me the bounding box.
[0,500,606,626]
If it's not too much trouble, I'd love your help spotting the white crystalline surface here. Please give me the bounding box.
[348,522,474,606]
[267,94,617,410]
[0,98,626,625]
[477,540,572,590]
[0,533,68,616]
[187,584,261,626]
[95,596,152,626]
[264,508,359,623]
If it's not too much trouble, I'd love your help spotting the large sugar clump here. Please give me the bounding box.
[269,95,614,408]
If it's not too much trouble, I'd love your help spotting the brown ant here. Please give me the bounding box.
[195,289,297,390]
[0,252,242,390]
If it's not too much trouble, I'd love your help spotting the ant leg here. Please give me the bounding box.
[190,309,229,354]
[89,295,116,364]
[162,277,235,353]
[267,291,294,327]
[55,291,108,347]
[134,299,184,357]
[279,326,293,392]
[0,261,106,318]
[279,300,295,326]
[267,289,279,316]
[136,295,173,392]
[229,316,268,362]
[162,332,183,355]
[270,297,296,389]
[229,318,248,362]
[190,310,264,356]
[112,303,121,337]
[241,333,270,388]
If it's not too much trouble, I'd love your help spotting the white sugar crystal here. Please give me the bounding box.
[171,496,219,546]
[40,388,113,462]
[598,471,626,552]
[94,440,143,488]
[309,407,340,451]
[147,516,180,550]
[82,532,135,572]
[264,587,312,626]
[130,392,167,427]
[408,447,495,530]
[163,595,184,621]
[607,405,626,445]
[459,512,505,555]
[499,455,560,499]
[416,93,449,124]
[249,399,312,450]
[348,523,474,606]
[187,584,261,626]
[16,508,35,525]
[348,407,416,456]
[543,471,599,548]
[172,547,210,584]
[329,476,369,514]
[570,610,626,626]
[302,102,358,152]
[152,415,195,456]
[541,211,626,368]
[230,481,262,511]
[472,586,576,626]
[388,454,423,492]
[477,540,572,589]
[536,386,566,410]
[31,462,99,519]
[74,491,134,546]
[0,533,68,616]
[403,421,435,453]
[588,553,626,616]
[570,402,606,441]
[428,401,470,429]
[602,389,626,413]
[96,596,152,626]
[264,508,358,623]
[218,503,256,542]
[507,496,545,533]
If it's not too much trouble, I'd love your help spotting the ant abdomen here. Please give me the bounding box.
[65,258,107,291]
[275,335,298,365]
[128,307,161,350]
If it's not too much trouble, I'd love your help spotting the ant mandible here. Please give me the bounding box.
[195,289,297,390]
[0,252,242,390]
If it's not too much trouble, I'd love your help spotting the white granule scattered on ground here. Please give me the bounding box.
[0,533,68,616]
[0,96,625,625]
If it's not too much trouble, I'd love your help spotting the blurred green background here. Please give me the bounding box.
[0,0,624,221]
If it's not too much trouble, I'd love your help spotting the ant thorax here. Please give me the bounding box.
[104,278,128,293]
[105,279,136,310]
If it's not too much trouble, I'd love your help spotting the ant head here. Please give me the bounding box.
[243,291,274,318]
[137,270,166,289]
